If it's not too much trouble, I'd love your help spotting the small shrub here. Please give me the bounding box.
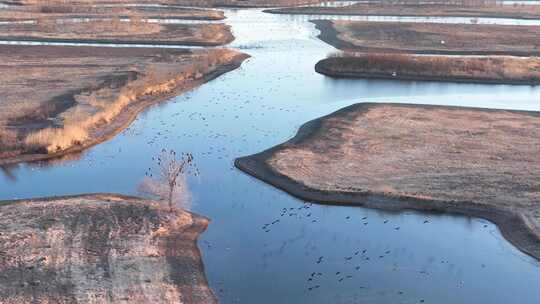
[138,150,199,212]
[25,125,88,153]
[22,50,231,154]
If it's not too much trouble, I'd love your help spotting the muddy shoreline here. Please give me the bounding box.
[235,103,540,261]
[311,20,540,56]
[0,193,216,303]
[315,57,540,85]
[0,51,249,166]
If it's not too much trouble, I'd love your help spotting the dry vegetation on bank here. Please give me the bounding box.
[0,0,244,165]
[0,18,233,46]
[2,0,324,8]
[316,53,540,84]
[0,194,216,304]
[0,45,247,164]
[312,20,540,56]
[235,103,540,260]
[266,2,540,19]
[0,4,225,21]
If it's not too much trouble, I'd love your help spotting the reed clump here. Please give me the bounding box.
[23,49,236,154]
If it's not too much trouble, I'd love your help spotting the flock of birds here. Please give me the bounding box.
[252,196,494,304]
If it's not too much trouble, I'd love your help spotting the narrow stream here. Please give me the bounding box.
[2,8,540,304]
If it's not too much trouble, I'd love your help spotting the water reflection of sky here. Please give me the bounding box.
[1,8,540,304]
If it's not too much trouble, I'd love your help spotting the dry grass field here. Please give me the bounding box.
[236,103,540,260]
[0,19,233,46]
[0,45,247,162]
[316,53,540,84]
[2,0,324,8]
[267,2,540,19]
[0,0,247,165]
[0,5,225,21]
[313,20,540,56]
[0,194,216,304]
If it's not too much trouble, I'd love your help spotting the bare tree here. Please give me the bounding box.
[138,149,198,212]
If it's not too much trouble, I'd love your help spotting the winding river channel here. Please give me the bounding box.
[2,8,540,303]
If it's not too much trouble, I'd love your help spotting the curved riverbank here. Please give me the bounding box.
[0,49,249,166]
[0,193,216,304]
[235,103,540,261]
[0,5,226,21]
[315,56,540,85]
[0,22,235,47]
[311,20,540,56]
[0,36,233,46]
